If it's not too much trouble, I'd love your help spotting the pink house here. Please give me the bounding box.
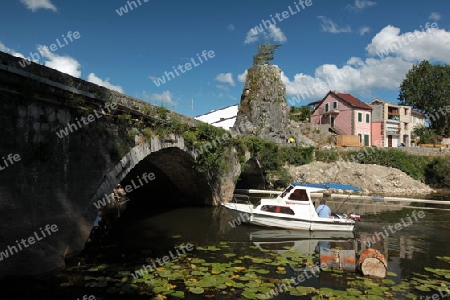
[309,91,373,146]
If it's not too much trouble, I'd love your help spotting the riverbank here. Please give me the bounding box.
[285,161,436,196]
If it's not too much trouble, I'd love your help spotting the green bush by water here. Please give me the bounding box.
[425,156,450,188]
[340,148,429,181]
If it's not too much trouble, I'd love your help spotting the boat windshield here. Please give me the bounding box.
[288,188,309,201]
[279,185,294,198]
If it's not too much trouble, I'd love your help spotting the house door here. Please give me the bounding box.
[330,116,335,128]
[388,135,392,147]
[364,135,370,146]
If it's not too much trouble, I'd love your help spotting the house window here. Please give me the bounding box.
[358,134,362,144]
[404,123,408,130]
[324,103,329,112]
[404,108,408,115]
[333,101,338,109]
[366,114,370,123]
[358,112,362,122]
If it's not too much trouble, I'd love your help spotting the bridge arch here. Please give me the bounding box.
[235,158,266,190]
[87,135,217,218]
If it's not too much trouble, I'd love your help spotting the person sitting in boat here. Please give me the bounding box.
[93,211,103,227]
[316,199,331,218]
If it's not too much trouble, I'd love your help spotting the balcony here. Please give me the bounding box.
[387,114,400,121]
[386,123,400,135]
[323,108,340,115]
[386,129,400,135]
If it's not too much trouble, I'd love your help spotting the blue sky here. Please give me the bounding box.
[1,0,449,117]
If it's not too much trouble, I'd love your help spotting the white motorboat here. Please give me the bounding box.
[222,182,361,232]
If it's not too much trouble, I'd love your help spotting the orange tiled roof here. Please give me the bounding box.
[333,92,372,110]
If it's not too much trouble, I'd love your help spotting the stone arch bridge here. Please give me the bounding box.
[0,51,265,277]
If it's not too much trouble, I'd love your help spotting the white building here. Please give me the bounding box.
[411,110,427,129]
[194,104,238,130]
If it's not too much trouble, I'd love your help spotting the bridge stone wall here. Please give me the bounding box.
[0,51,240,278]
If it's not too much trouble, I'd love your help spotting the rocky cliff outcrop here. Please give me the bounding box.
[233,65,290,144]
[286,161,435,195]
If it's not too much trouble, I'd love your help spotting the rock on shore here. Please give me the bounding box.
[286,161,435,195]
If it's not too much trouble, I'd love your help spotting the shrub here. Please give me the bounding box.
[425,157,450,188]
[170,117,187,134]
[156,106,169,120]
[343,148,429,181]
[239,136,283,170]
[190,123,229,180]
[127,128,139,142]
[280,146,314,165]
[412,125,442,144]
[268,169,293,189]
[182,130,197,147]
[314,149,339,163]
[142,127,153,142]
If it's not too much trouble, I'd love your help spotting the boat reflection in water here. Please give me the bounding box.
[246,229,387,288]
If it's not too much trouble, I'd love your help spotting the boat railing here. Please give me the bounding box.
[232,194,251,204]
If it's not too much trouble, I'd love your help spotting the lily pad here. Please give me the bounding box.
[223,253,236,258]
[188,287,204,294]
[171,290,185,298]
[415,285,431,292]
[382,279,396,285]
[242,290,258,299]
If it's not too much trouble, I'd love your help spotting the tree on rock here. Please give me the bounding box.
[398,60,450,136]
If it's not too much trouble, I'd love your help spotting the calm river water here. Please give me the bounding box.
[2,200,450,299]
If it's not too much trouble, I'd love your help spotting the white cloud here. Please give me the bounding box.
[346,0,376,11]
[281,25,450,105]
[282,57,413,104]
[429,12,441,21]
[317,16,351,33]
[0,42,25,59]
[215,73,235,86]
[268,24,287,43]
[365,25,450,62]
[237,70,248,83]
[216,84,229,91]
[37,45,81,77]
[359,26,371,36]
[244,28,259,44]
[244,24,286,44]
[227,24,236,31]
[148,91,176,106]
[87,73,124,93]
[20,0,57,12]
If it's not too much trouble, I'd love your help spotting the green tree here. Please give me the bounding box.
[412,124,442,144]
[398,60,450,136]
[290,106,311,122]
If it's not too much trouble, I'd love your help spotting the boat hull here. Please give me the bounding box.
[222,203,355,232]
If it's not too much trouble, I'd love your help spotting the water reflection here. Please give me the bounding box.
[2,203,449,299]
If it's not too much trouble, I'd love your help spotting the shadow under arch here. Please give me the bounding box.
[87,137,217,222]
[235,157,266,190]
[121,147,214,211]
